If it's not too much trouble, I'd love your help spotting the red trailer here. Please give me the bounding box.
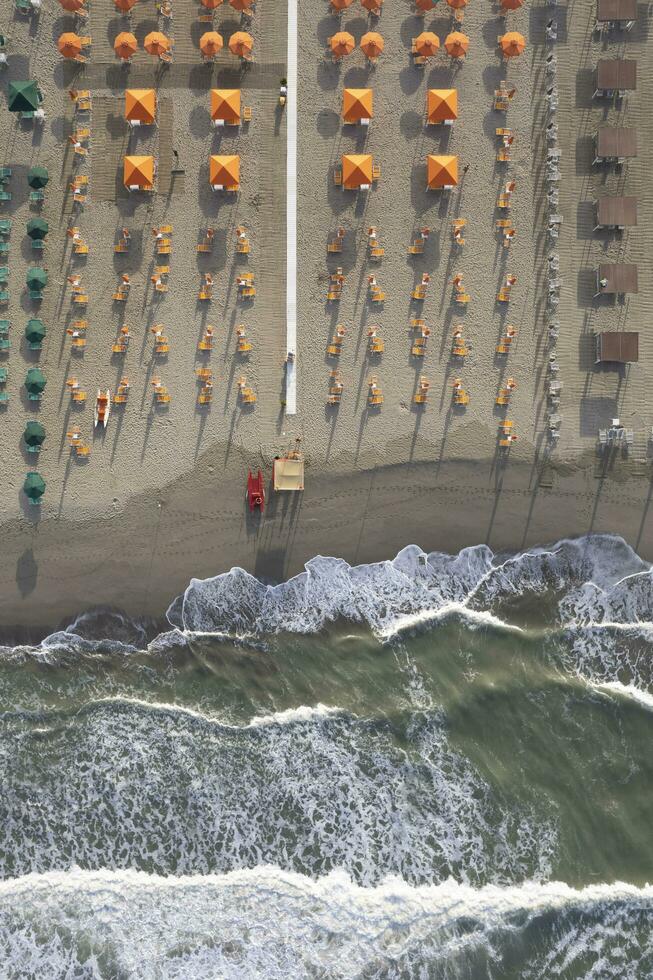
[247,469,265,511]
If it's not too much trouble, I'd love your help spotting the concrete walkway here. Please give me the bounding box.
[285,0,298,415]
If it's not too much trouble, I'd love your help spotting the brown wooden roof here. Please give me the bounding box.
[596,127,637,158]
[596,332,639,363]
[597,196,638,226]
[598,263,639,294]
[596,59,637,90]
[597,0,637,21]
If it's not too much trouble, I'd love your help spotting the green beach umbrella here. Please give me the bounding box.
[25,367,46,394]
[26,218,49,240]
[27,166,49,189]
[8,81,41,113]
[26,267,47,289]
[23,421,45,448]
[25,318,46,343]
[23,472,45,502]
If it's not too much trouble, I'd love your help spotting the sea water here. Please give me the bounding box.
[0,534,652,978]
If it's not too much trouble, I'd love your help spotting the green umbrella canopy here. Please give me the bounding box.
[26,267,47,288]
[25,367,46,393]
[8,81,41,113]
[27,167,49,189]
[23,472,45,500]
[25,318,46,342]
[23,421,45,446]
[26,218,49,240]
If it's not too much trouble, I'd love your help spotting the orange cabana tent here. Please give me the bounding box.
[201,0,223,7]
[444,31,469,58]
[114,0,138,10]
[427,154,458,189]
[125,89,157,125]
[360,32,384,59]
[499,31,526,57]
[114,32,138,60]
[414,32,440,57]
[330,31,355,58]
[427,89,458,125]
[211,89,241,124]
[144,32,171,56]
[210,155,240,190]
[501,0,524,9]
[230,0,255,9]
[342,154,373,189]
[58,33,83,59]
[343,88,373,123]
[123,155,155,190]
[59,0,86,11]
[229,32,253,58]
[200,31,224,57]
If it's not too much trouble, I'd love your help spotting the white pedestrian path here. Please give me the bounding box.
[285,0,298,415]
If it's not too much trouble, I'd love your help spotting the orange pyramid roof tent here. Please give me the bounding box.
[415,0,437,10]
[59,0,86,11]
[499,31,526,56]
[201,0,223,7]
[342,154,373,189]
[229,32,253,57]
[331,0,355,9]
[114,32,138,60]
[342,88,373,123]
[501,0,524,9]
[444,31,469,58]
[200,31,224,57]
[114,0,138,10]
[230,0,255,8]
[427,89,458,124]
[211,89,241,123]
[427,154,458,189]
[414,32,440,57]
[125,89,157,124]
[360,32,384,58]
[210,155,240,190]
[330,31,355,58]
[123,155,155,189]
[144,31,171,56]
[446,0,468,8]
[58,33,83,59]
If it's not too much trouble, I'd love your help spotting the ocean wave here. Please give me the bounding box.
[0,866,651,980]
[590,680,653,713]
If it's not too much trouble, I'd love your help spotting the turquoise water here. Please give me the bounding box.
[0,535,652,977]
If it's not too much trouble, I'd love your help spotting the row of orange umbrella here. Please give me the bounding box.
[100,0,255,10]
[126,155,242,191]
[331,30,384,58]
[415,0,523,9]
[57,29,254,61]
[331,30,471,59]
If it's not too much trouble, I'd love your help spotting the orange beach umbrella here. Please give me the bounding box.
[58,33,83,59]
[114,32,138,60]
[501,0,524,9]
[499,31,526,56]
[230,0,255,9]
[202,0,223,7]
[229,31,253,57]
[342,154,373,189]
[360,32,384,58]
[427,89,458,124]
[414,32,440,57]
[211,88,241,123]
[331,0,355,9]
[58,0,86,11]
[200,31,224,57]
[210,155,240,189]
[444,31,469,58]
[330,31,355,58]
[427,154,458,188]
[361,0,382,10]
[415,0,437,11]
[114,0,138,11]
[125,89,156,124]
[123,155,155,189]
[342,88,373,122]
[446,0,468,8]
[144,31,171,56]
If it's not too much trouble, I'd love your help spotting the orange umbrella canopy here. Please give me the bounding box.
[229,31,253,57]
[125,89,157,124]
[114,0,138,10]
[230,0,255,8]
[500,31,526,56]
[414,32,440,57]
[114,32,138,60]
[427,154,458,188]
[361,0,382,9]
[446,0,468,8]
[211,88,241,123]
[360,32,384,58]
[444,31,469,57]
[144,31,171,56]
[59,0,86,11]
[123,155,155,188]
[501,0,524,9]
[58,33,83,59]
[330,31,355,57]
[331,0,355,9]
[342,88,373,122]
[202,0,223,7]
[415,0,437,10]
[210,155,240,188]
[427,89,458,124]
[200,31,224,56]
[342,154,373,189]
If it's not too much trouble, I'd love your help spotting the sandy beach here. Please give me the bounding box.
[0,0,651,633]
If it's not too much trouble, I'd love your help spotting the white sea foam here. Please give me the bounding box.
[591,680,653,712]
[0,866,651,980]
